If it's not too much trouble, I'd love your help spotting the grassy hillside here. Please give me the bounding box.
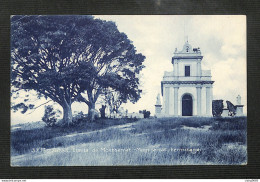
[11,116,247,166]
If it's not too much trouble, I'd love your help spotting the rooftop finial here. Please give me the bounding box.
[156,93,161,105]
[236,95,241,105]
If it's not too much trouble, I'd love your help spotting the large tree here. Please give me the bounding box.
[76,26,145,121]
[11,15,145,124]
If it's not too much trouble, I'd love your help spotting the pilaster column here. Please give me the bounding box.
[197,59,201,80]
[196,86,202,115]
[196,62,199,79]
[165,87,170,115]
[199,60,201,76]
[206,87,210,115]
[176,60,179,80]
[174,60,178,80]
[174,86,179,116]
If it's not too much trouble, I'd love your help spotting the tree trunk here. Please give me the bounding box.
[62,102,73,126]
[88,102,96,122]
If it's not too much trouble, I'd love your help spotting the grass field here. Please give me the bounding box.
[11,116,247,166]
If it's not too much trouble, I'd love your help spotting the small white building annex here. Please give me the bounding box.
[155,41,214,117]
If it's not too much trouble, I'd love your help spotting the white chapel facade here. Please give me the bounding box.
[155,41,214,117]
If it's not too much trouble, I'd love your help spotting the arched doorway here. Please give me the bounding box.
[182,94,193,116]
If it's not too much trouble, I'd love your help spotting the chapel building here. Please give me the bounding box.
[155,41,214,117]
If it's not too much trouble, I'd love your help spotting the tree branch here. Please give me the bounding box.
[26,100,53,115]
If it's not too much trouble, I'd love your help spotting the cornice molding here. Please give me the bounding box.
[160,81,214,96]
[162,81,214,85]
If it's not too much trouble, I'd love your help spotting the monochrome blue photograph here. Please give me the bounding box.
[11,15,247,166]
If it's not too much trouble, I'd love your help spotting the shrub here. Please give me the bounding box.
[42,105,57,127]
[143,110,151,118]
[72,111,87,125]
[212,100,224,117]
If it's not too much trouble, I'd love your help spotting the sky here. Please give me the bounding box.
[11,15,247,124]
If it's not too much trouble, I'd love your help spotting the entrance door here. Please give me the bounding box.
[182,94,193,116]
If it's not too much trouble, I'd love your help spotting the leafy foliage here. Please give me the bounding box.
[11,15,145,124]
[72,111,88,125]
[42,105,57,127]
[12,103,35,114]
[11,16,96,104]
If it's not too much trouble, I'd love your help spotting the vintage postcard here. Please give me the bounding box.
[10,15,247,166]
